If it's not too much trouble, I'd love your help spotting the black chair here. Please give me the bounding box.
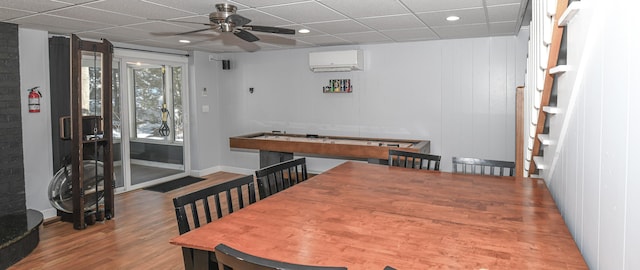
[255,157,308,199]
[215,243,347,270]
[388,149,441,170]
[451,157,516,176]
[173,175,257,270]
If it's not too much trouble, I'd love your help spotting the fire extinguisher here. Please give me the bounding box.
[28,86,42,113]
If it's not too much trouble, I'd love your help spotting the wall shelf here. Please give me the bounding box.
[558,1,582,26]
[550,65,570,75]
[538,134,555,145]
[543,106,561,114]
[533,156,546,170]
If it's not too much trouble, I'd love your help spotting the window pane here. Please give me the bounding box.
[133,67,164,140]
[172,66,183,142]
[112,60,121,139]
[81,52,103,117]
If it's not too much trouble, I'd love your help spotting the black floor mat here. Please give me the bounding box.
[143,176,205,193]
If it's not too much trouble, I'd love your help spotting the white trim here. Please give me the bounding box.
[40,207,58,220]
[130,159,184,171]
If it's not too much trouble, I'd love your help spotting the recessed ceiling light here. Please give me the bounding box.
[179,39,191,44]
[298,28,310,34]
[446,15,460,21]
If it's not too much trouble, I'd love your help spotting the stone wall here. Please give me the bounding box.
[0,22,26,217]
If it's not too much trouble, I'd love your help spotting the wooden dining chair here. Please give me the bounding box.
[255,157,308,199]
[451,157,516,176]
[215,243,347,270]
[388,149,441,170]
[173,175,257,270]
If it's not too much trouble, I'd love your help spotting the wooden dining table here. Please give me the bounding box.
[170,161,587,269]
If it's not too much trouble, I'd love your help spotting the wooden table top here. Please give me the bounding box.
[171,161,586,269]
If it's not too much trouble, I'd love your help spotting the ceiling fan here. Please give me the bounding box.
[157,3,295,42]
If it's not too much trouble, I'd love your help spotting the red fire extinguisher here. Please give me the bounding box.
[28,86,42,113]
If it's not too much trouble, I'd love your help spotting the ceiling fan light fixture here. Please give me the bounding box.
[446,15,460,21]
[298,28,310,34]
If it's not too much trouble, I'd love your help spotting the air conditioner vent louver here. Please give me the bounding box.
[309,50,363,72]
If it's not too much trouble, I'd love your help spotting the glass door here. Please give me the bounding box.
[112,53,189,192]
[128,63,186,186]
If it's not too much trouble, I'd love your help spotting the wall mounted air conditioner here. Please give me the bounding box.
[309,50,363,72]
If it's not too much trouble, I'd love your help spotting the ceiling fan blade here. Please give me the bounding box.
[244,25,295,35]
[234,29,259,42]
[225,14,251,27]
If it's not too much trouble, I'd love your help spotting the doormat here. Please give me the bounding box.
[143,176,206,193]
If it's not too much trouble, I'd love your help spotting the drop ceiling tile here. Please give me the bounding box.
[380,27,438,42]
[0,0,69,12]
[417,8,486,27]
[335,31,392,44]
[280,24,329,36]
[0,8,34,21]
[88,26,160,41]
[141,0,219,14]
[52,0,102,5]
[431,23,489,39]
[258,1,345,24]
[127,21,201,35]
[319,0,408,18]
[399,0,484,13]
[49,6,146,26]
[357,14,424,31]
[295,34,350,46]
[489,21,517,35]
[230,0,305,8]
[162,15,210,25]
[487,4,521,22]
[486,0,524,6]
[11,14,111,32]
[86,0,195,20]
[76,30,138,43]
[237,9,294,26]
[304,20,371,34]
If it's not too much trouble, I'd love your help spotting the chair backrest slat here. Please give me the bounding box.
[388,150,441,171]
[215,243,347,270]
[451,157,516,176]
[255,158,309,199]
[172,174,256,234]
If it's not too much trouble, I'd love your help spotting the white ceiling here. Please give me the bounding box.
[0,0,530,53]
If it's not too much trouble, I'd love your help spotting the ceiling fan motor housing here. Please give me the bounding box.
[210,3,237,32]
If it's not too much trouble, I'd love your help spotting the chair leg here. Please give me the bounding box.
[182,247,194,270]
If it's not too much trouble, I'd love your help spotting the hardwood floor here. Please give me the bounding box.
[9,171,245,270]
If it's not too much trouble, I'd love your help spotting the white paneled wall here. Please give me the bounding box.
[217,35,528,173]
[535,0,640,269]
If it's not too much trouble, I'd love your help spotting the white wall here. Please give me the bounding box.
[218,34,528,173]
[188,51,224,176]
[18,28,55,218]
[542,0,640,268]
